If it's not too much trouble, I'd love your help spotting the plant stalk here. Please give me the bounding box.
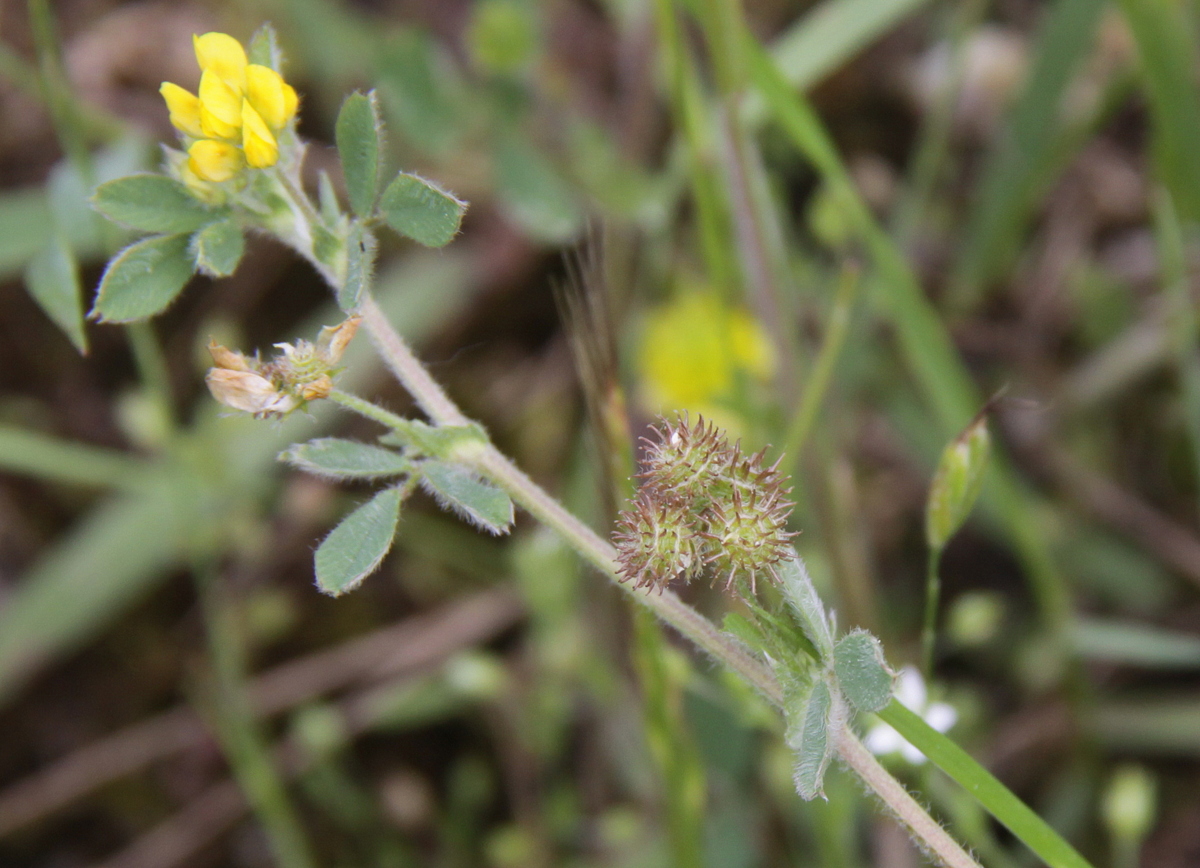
[922,549,943,679]
[294,172,989,868]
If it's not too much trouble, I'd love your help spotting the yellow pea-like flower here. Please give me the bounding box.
[188,139,245,182]
[245,64,294,131]
[241,101,279,168]
[198,69,242,139]
[193,32,247,92]
[159,82,204,138]
[282,82,299,125]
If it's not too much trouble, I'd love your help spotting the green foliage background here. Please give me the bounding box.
[1,0,1199,866]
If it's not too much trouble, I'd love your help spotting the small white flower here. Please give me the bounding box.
[864,666,957,764]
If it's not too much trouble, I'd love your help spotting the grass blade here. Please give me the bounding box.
[879,701,1095,868]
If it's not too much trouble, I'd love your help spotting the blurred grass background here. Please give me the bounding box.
[1,0,1199,865]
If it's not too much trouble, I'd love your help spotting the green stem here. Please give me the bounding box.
[835,726,981,868]
[921,548,942,679]
[328,388,413,431]
[282,134,1005,868]
[782,263,859,467]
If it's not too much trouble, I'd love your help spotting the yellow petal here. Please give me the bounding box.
[245,64,290,131]
[159,82,204,138]
[198,70,242,139]
[188,139,244,182]
[282,83,299,124]
[193,32,247,91]
[241,101,278,168]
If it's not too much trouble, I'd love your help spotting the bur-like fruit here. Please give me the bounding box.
[614,415,796,594]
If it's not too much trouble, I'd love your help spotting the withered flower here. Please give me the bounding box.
[206,317,360,419]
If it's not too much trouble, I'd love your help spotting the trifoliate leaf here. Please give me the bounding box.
[92,175,220,235]
[282,438,411,480]
[419,460,513,535]
[25,236,86,353]
[338,222,376,312]
[190,218,244,278]
[380,173,466,247]
[834,630,894,713]
[91,233,194,323]
[315,487,405,596]
[776,554,835,660]
[336,91,385,218]
[787,678,839,801]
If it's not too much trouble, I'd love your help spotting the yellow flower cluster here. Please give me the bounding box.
[160,32,298,183]
[639,291,776,437]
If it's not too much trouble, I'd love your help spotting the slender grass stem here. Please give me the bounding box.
[783,263,859,468]
[921,549,943,679]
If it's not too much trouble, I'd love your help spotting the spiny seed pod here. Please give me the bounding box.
[700,487,797,593]
[638,414,733,499]
[613,413,797,594]
[613,492,702,590]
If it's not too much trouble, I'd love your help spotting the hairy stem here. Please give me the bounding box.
[836,726,982,868]
[289,174,981,868]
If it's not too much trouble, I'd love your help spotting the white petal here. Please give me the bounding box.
[900,741,928,764]
[895,666,928,712]
[925,702,958,734]
[864,723,902,755]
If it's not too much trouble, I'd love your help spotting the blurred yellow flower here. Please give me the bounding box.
[639,291,775,434]
[160,31,299,182]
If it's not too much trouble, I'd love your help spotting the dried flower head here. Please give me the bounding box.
[206,317,359,419]
[613,414,796,594]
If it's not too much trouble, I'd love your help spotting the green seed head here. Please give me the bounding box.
[613,414,796,594]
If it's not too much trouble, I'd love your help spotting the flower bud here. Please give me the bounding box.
[1101,764,1156,847]
[925,410,991,553]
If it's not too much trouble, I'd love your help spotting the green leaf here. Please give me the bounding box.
[1118,0,1200,224]
[1071,617,1200,670]
[776,554,834,660]
[419,460,513,535]
[378,420,489,458]
[880,702,1095,868]
[0,425,145,488]
[92,174,219,235]
[190,218,245,278]
[337,91,385,218]
[90,233,195,323]
[380,173,466,247]
[25,236,86,353]
[376,29,464,155]
[315,486,405,596]
[494,136,581,242]
[787,678,839,801]
[282,438,411,480]
[338,222,376,311]
[833,630,893,712]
